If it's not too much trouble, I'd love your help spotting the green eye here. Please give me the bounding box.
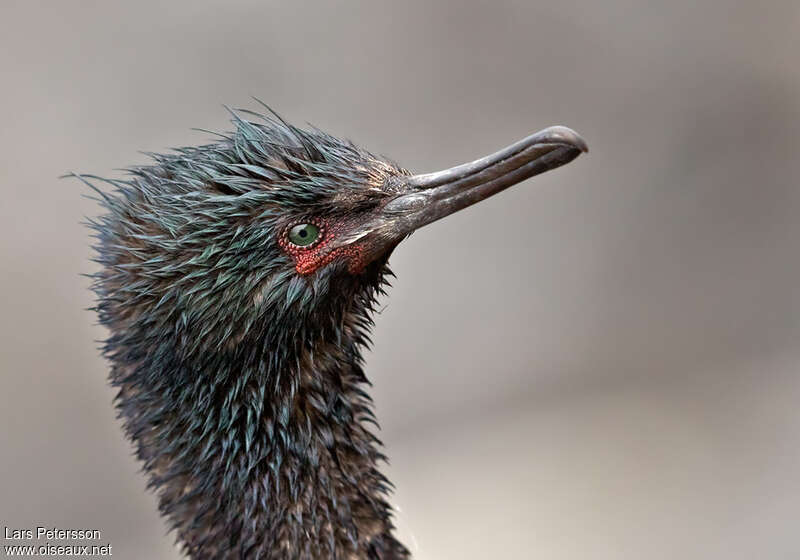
[287,223,320,247]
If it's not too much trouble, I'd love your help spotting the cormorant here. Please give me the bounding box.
[84,105,586,559]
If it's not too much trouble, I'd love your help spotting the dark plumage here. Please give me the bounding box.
[83,104,586,559]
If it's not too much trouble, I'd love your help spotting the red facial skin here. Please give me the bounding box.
[279,218,371,276]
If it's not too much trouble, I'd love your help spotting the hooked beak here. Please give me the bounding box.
[371,126,587,245]
[331,125,587,273]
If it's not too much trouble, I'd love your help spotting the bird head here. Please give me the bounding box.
[89,107,586,358]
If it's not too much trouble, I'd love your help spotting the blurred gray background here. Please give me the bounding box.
[1,1,799,558]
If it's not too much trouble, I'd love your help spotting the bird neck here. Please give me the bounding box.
[115,300,409,558]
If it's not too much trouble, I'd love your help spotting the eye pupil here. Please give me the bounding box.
[288,223,320,247]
